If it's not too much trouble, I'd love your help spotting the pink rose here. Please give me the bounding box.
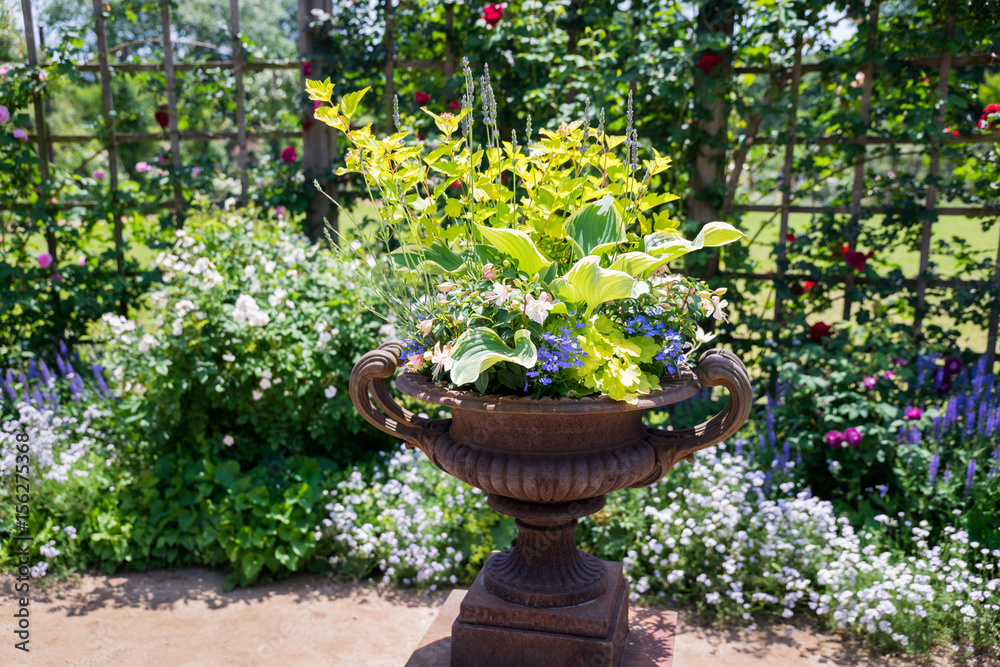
[94,170,105,179]
[0,105,9,123]
[281,146,297,164]
[135,161,150,173]
[12,128,27,141]
[37,253,53,269]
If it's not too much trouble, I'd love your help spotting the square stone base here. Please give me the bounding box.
[406,569,676,667]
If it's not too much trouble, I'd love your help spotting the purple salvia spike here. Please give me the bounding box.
[3,370,16,402]
[49,389,59,408]
[32,388,43,408]
[18,371,29,403]
[928,453,939,484]
[27,360,39,380]
[55,355,67,377]
[39,360,51,384]
[966,459,977,493]
[58,340,68,356]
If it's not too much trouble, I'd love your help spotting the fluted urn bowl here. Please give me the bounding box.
[350,342,752,613]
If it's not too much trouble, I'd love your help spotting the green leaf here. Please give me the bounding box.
[474,225,552,276]
[562,256,635,316]
[305,78,334,102]
[564,196,626,259]
[444,198,463,218]
[340,86,371,118]
[608,252,671,277]
[450,328,538,387]
[391,238,466,274]
[694,221,746,248]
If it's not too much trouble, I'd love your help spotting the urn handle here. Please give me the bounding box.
[636,348,753,486]
[349,342,450,455]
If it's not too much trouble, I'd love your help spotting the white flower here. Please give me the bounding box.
[171,319,184,336]
[268,288,288,308]
[485,280,514,306]
[259,378,272,390]
[702,294,729,322]
[232,294,270,327]
[29,562,48,578]
[524,292,555,325]
[222,353,235,362]
[137,333,159,354]
[223,435,235,447]
[63,526,77,539]
[325,386,338,399]
[417,319,433,335]
[252,390,263,401]
[631,280,650,298]
[430,342,453,375]
[223,196,237,211]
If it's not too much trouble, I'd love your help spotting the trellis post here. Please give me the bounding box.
[91,0,126,314]
[230,0,249,203]
[914,15,954,340]
[774,36,803,322]
[20,0,58,289]
[298,0,336,240]
[159,0,185,219]
[842,1,880,321]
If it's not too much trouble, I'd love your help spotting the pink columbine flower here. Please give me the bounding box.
[437,281,456,293]
[524,292,555,325]
[135,161,150,172]
[0,105,9,123]
[825,430,844,449]
[417,319,433,335]
[12,128,28,141]
[482,263,497,281]
[37,253,53,269]
[407,353,425,371]
[843,427,862,446]
[862,375,876,390]
[905,407,922,421]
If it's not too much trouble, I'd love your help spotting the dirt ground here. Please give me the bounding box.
[0,568,991,667]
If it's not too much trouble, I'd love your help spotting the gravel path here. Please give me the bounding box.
[0,568,984,666]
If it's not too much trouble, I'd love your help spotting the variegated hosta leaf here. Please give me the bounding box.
[450,328,538,386]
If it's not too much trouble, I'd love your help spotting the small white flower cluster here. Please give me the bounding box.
[618,445,999,652]
[0,403,107,483]
[232,294,270,327]
[318,450,475,588]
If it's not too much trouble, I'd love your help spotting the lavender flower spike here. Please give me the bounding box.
[928,453,939,484]
[966,458,976,493]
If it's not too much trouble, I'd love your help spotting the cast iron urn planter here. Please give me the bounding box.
[350,342,752,667]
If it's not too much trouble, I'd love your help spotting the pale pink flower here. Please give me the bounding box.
[135,161,150,173]
[482,263,497,280]
[77,256,86,266]
[437,281,456,293]
[704,295,729,321]
[524,292,555,325]
[192,167,202,177]
[407,353,425,371]
[37,253,53,269]
[430,342,453,375]
[12,128,27,141]
[485,280,513,307]
[417,319,433,335]
[0,105,9,123]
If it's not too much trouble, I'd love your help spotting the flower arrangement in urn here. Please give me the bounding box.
[306,59,743,403]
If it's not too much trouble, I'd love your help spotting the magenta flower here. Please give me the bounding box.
[37,253,53,269]
[862,375,876,390]
[280,146,297,164]
[943,357,962,375]
[12,128,28,141]
[905,407,922,421]
[94,170,105,179]
[844,427,862,446]
[825,430,844,448]
[882,370,895,380]
[0,104,9,123]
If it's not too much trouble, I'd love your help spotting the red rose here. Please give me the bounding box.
[981,104,1000,132]
[417,132,426,141]
[281,146,297,164]
[845,250,867,272]
[449,100,461,111]
[791,280,816,297]
[785,232,796,243]
[482,3,504,28]
[155,104,169,129]
[415,91,430,105]
[809,321,832,343]
[696,53,722,74]
[302,62,313,76]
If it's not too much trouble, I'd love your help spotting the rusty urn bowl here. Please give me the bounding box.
[350,341,752,666]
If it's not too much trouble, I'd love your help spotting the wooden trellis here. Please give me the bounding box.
[12,1,1000,362]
